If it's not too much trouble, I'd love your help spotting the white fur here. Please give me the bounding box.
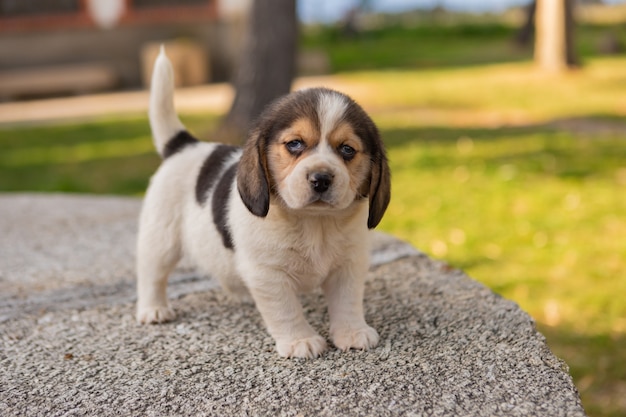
[136,49,379,359]
[317,91,349,142]
[149,45,185,156]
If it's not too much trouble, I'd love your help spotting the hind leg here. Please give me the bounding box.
[136,208,182,324]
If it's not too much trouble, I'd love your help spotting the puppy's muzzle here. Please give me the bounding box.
[308,172,334,194]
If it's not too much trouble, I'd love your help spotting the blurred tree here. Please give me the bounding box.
[534,0,578,72]
[217,0,297,144]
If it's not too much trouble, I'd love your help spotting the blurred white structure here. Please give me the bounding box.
[86,0,126,29]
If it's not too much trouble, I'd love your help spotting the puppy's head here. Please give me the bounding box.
[237,88,390,228]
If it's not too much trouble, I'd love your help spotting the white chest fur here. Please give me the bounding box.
[231,195,370,293]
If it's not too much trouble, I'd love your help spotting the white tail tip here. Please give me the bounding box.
[149,45,185,156]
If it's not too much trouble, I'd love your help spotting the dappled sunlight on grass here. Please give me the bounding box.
[379,124,626,335]
[339,57,626,125]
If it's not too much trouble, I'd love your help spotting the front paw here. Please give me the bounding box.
[332,325,379,352]
[136,304,176,324]
[275,335,327,359]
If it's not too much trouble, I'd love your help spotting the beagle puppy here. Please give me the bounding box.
[136,48,390,358]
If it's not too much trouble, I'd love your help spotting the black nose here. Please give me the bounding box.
[308,172,333,193]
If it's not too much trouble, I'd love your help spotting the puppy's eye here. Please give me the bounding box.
[285,139,306,154]
[338,144,356,161]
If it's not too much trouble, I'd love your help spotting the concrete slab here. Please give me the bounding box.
[0,194,586,416]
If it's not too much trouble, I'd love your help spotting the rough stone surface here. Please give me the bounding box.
[0,194,586,416]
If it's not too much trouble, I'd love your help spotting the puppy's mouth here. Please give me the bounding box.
[306,195,336,208]
[305,190,356,210]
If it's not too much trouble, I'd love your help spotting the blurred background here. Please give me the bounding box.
[1,1,625,416]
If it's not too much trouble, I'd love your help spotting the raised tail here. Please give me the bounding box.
[149,46,194,158]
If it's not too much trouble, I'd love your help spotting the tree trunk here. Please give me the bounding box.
[534,0,577,72]
[217,0,297,144]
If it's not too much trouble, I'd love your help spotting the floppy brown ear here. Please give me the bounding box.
[367,146,391,229]
[237,129,271,217]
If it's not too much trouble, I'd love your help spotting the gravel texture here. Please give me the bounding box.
[0,193,586,416]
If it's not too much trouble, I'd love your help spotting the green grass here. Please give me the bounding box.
[302,23,532,71]
[2,21,626,417]
[302,21,626,72]
[0,115,216,194]
[381,121,626,330]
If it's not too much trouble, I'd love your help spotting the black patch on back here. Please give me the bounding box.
[195,145,239,205]
[212,163,237,250]
[163,130,198,159]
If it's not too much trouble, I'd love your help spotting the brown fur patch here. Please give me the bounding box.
[268,118,319,187]
[327,123,363,154]
[236,128,271,217]
[327,122,370,198]
[286,118,320,149]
